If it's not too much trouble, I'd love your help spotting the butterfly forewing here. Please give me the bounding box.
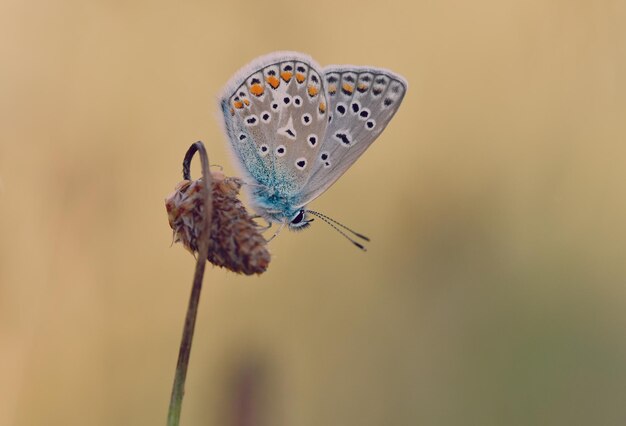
[296,66,407,206]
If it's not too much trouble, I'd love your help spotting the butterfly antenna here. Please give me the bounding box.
[306,211,367,251]
[306,210,370,242]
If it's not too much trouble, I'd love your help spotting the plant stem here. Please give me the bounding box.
[167,142,213,426]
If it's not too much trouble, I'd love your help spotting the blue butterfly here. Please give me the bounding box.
[219,52,407,248]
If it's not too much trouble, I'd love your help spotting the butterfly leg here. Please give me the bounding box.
[266,222,286,243]
[252,215,273,231]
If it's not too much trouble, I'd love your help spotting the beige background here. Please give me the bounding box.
[2,0,626,425]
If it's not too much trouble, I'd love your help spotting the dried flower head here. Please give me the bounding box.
[165,170,270,275]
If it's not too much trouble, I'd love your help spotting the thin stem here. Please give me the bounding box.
[167,141,213,426]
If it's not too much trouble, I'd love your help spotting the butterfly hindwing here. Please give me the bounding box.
[295,66,407,206]
[220,52,328,198]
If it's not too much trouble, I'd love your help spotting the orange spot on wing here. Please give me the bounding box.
[243,99,250,106]
[266,75,280,89]
[233,100,244,109]
[307,85,318,97]
[358,83,368,90]
[280,71,292,82]
[295,73,305,83]
[318,102,326,113]
[230,108,235,116]
[342,83,354,94]
[250,84,264,96]
[328,84,337,94]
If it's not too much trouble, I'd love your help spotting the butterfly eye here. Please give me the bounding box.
[290,210,305,224]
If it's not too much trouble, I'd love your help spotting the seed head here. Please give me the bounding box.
[165,171,270,275]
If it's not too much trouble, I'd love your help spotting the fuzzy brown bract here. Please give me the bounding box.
[165,171,270,275]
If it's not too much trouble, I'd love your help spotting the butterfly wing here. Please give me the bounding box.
[220,52,330,217]
[295,66,407,206]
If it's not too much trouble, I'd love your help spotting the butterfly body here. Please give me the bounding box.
[220,52,406,231]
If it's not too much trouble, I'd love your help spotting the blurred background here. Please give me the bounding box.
[2,0,626,425]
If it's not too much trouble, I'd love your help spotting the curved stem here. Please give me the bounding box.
[167,141,213,426]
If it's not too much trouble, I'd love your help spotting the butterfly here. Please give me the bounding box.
[219,52,407,248]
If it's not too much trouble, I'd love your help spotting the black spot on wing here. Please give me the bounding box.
[335,132,351,145]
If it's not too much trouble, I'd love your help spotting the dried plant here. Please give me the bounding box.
[165,142,269,426]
